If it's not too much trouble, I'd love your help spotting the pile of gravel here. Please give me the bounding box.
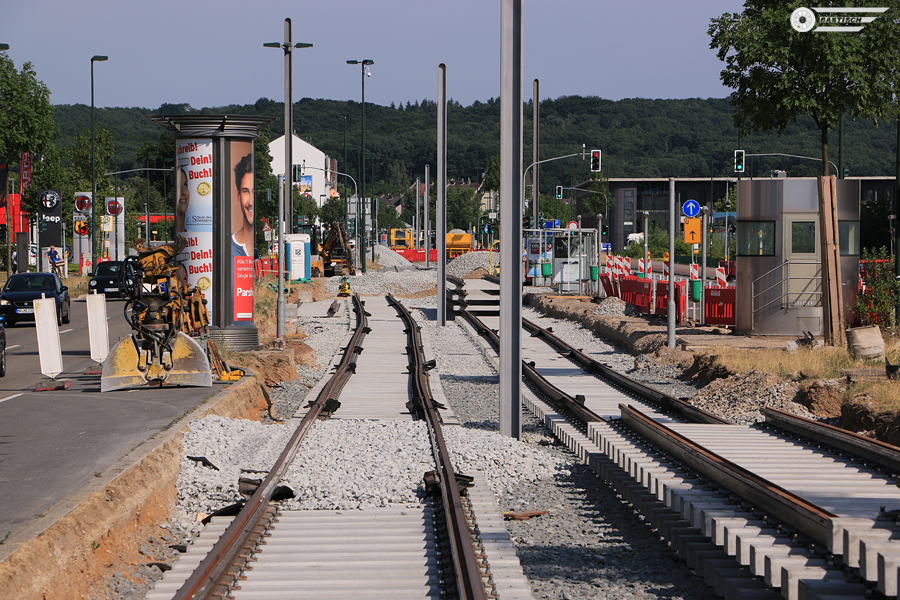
[368,244,415,270]
[687,369,811,424]
[592,296,643,317]
[446,250,498,279]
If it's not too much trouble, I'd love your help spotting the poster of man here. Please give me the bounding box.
[229,140,255,322]
[230,142,254,258]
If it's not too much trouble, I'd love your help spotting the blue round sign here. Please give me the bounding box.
[682,200,700,217]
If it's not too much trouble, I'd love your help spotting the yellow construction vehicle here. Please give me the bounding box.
[320,221,356,277]
[446,232,473,258]
[101,236,213,392]
[337,276,351,296]
[389,229,413,250]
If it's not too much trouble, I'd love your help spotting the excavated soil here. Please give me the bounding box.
[0,368,280,600]
[526,292,887,440]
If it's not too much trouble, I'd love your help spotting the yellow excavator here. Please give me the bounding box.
[320,221,356,277]
[101,236,213,392]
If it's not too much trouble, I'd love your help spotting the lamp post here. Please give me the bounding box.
[91,55,108,263]
[265,19,312,342]
[347,59,373,274]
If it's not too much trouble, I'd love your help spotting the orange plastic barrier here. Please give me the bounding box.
[655,280,686,325]
[599,273,617,298]
[619,276,653,314]
[255,258,278,279]
[395,249,439,262]
[704,286,736,326]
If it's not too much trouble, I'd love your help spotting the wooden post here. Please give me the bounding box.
[817,175,845,346]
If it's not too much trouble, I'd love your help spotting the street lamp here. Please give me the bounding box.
[347,59,373,274]
[265,19,312,342]
[91,54,108,263]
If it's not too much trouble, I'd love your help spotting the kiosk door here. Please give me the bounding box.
[783,214,821,310]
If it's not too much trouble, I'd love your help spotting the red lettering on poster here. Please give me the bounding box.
[233,256,254,321]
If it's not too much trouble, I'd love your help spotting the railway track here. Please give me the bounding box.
[146,293,532,600]
[456,275,900,600]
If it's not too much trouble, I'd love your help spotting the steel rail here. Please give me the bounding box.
[763,406,900,473]
[171,295,369,600]
[620,403,838,547]
[386,294,487,600]
[458,308,606,426]
[520,317,730,425]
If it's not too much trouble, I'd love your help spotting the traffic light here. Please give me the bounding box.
[590,150,601,173]
[601,224,609,236]
[734,150,745,173]
[292,163,304,181]
[556,185,563,200]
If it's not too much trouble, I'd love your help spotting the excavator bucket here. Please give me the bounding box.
[101,332,212,392]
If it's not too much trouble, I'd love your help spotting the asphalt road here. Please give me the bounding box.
[0,296,215,540]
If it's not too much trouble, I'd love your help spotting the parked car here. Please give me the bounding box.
[0,273,71,326]
[89,260,136,298]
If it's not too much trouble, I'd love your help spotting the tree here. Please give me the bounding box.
[70,124,115,186]
[447,187,480,232]
[0,54,57,165]
[483,155,500,192]
[709,1,900,177]
[0,53,57,273]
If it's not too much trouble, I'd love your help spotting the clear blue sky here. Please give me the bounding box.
[2,0,747,110]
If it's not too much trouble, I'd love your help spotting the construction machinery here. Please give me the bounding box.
[337,276,351,296]
[101,236,213,392]
[389,229,413,250]
[320,221,356,277]
[446,232,473,258]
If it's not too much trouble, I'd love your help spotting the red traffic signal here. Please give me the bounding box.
[590,150,601,172]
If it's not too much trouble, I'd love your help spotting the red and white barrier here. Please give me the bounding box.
[716,267,727,288]
[690,263,699,280]
[662,261,669,278]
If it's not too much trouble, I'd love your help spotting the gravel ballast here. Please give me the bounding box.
[122,273,824,600]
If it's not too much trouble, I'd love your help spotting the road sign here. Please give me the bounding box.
[682,199,700,217]
[683,217,701,244]
[567,221,578,230]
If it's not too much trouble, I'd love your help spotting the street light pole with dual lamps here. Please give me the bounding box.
[264,18,311,341]
[347,59,373,274]
[91,54,108,263]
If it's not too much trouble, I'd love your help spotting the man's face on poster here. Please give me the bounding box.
[238,172,253,227]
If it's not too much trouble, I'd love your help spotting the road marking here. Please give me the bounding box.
[0,393,23,404]
[59,329,74,333]
[6,345,19,350]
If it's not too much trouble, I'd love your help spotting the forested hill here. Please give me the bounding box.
[52,96,898,196]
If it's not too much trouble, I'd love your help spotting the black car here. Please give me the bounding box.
[89,261,136,298]
[0,272,71,326]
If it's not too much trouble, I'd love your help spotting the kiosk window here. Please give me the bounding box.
[791,221,816,254]
[839,221,859,256]
[737,221,775,256]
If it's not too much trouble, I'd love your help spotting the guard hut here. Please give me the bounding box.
[735,177,860,336]
[150,114,275,350]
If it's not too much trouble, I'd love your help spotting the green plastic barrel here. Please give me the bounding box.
[541,262,552,277]
[690,279,702,302]
[590,265,598,281]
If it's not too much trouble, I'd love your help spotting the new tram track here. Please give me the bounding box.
[147,293,521,600]
[457,275,900,599]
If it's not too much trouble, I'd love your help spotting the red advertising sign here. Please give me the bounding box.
[19,152,32,190]
[75,194,92,213]
[233,256,254,321]
[106,199,122,215]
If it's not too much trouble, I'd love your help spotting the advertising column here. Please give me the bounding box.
[175,139,214,319]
